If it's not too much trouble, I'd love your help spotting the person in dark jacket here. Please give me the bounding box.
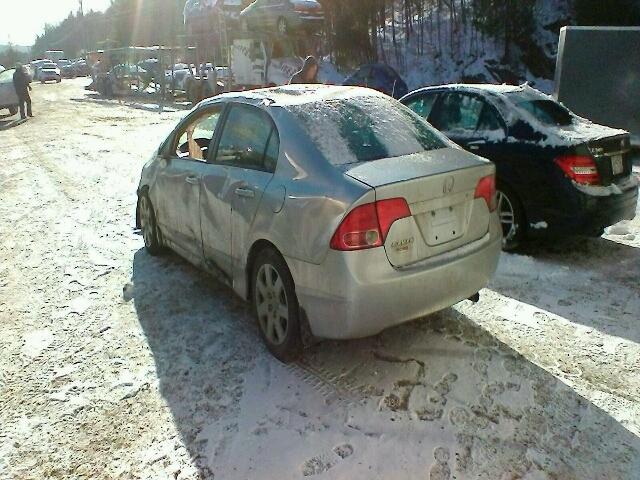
[13,63,33,119]
[289,56,319,84]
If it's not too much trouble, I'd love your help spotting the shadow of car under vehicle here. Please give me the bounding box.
[130,248,640,478]
[493,235,640,343]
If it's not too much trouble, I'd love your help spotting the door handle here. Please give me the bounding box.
[235,187,255,198]
[185,176,199,185]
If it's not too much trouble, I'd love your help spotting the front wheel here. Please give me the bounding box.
[252,249,302,362]
[138,192,163,255]
[497,184,525,250]
[9,107,18,115]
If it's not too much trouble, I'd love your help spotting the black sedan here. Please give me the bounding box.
[343,64,408,99]
[401,84,638,248]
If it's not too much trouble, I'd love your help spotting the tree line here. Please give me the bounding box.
[30,0,640,68]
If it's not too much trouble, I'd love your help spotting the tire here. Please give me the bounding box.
[251,248,302,363]
[9,107,18,115]
[138,192,163,256]
[496,183,525,251]
[276,17,288,35]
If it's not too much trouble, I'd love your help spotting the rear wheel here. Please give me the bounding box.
[276,17,288,35]
[138,192,163,256]
[9,107,18,115]
[497,184,525,250]
[252,249,301,363]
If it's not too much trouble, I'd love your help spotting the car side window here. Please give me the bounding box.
[477,103,504,133]
[175,106,224,161]
[214,104,279,172]
[431,93,484,135]
[406,94,438,120]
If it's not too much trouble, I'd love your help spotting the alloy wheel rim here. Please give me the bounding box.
[277,19,287,35]
[255,264,289,346]
[140,197,154,248]
[497,191,516,242]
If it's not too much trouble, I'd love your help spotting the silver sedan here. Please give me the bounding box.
[136,85,502,361]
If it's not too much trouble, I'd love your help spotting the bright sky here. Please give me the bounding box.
[1,0,112,46]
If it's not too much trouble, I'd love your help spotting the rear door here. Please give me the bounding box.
[209,103,278,278]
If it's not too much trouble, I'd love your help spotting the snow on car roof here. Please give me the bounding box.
[413,83,528,95]
[201,85,385,108]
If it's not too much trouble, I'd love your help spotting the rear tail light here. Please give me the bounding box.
[330,198,411,251]
[474,175,497,211]
[554,155,600,185]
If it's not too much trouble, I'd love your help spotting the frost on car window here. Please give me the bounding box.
[287,96,446,165]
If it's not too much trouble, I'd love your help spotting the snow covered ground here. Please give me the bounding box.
[1,79,639,479]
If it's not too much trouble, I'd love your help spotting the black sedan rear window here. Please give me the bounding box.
[287,96,447,165]
[514,99,573,126]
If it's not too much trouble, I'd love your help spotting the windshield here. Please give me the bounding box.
[0,69,14,82]
[287,96,447,165]
[505,92,574,127]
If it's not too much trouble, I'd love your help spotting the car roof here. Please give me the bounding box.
[198,84,387,108]
[403,83,529,98]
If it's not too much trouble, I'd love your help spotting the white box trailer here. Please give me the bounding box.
[554,26,640,146]
[231,37,302,88]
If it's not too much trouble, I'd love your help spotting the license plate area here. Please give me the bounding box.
[426,205,464,246]
[611,155,624,175]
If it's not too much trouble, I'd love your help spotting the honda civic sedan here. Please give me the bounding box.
[136,85,502,361]
[401,84,638,248]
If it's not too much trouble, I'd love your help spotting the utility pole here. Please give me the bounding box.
[79,0,89,57]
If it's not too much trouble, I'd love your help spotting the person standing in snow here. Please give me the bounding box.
[13,63,33,119]
[289,56,319,84]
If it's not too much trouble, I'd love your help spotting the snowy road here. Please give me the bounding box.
[1,79,639,479]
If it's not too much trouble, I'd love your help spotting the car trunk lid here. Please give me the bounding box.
[585,133,633,186]
[340,147,495,267]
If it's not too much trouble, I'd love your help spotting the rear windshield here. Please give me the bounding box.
[286,96,447,165]
[507,96,573,126]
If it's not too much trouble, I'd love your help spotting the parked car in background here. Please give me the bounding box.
[61,63,76,78]
[184,0,245,34]
[240,0,324,35]
[0,68,19,116]
[343,64,408,99]
[136,85,501,361]
[56,59,71,69]
[0,65,5,73]
[401,84,638,248]
[37,62,62,83]
[72,59,89,77]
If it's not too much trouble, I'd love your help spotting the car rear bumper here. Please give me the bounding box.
[531,176,638,236]
[287,215,502,339]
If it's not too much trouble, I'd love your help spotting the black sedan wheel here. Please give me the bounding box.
[497,185,524,250]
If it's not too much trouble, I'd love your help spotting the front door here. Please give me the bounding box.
[428,91,510,169]
[155,105,224,264]
[208,103,279,285]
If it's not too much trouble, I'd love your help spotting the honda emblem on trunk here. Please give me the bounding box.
[443,176,455,194]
